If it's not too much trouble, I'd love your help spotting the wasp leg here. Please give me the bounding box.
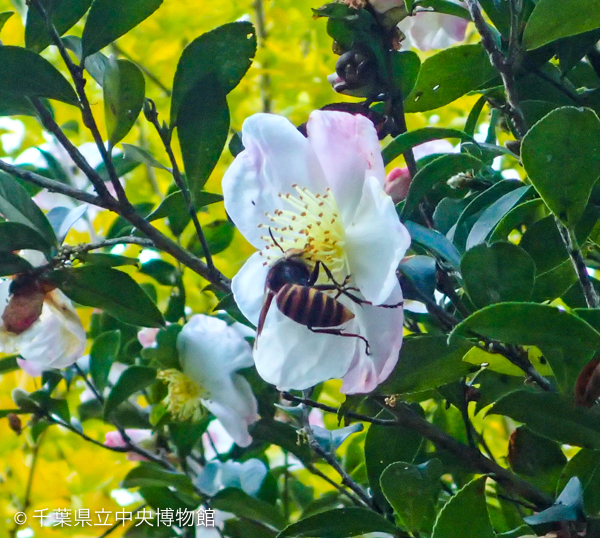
[308,327,371,355]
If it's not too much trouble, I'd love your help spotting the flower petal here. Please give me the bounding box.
[254,305,357,390]
[341,284,404,394]
[307,111,385,221]
[223,113,326,248]
[231,251,269,327]
[203,374,258,447]
[345,176,411,304]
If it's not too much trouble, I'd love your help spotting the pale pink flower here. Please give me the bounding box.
[223,111,410,394]
[138,327,160,348]
[104,429,154,461]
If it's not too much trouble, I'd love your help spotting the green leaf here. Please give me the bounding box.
[104,365,156,419]
[0,221,54,256]
[432,476,494,538]
[250,419,312,464]
[81,0,163,58]
[0,46,78,105]
[401,153,483,219]
[0,252,33,277]
[212,488,286,531]
[391,50,420,101]
[450,302,600,391]
[490,391,600,449]
[558,449,600,515]
[0,11,13,33]
[79,252,140,268]
[177,82,230,195]
[187,219,234,258]
[381,459,443,532]
[519,215,568,273]
[170,21,257,125]
[383,127,476,165]
[365,415,424,510]
[488,198,548,243]
[0,172,57,246]
[404,221,461,269]
[405,45,496,113]
[521,106,600,226]
[463,346,553,378]
[140,259,178,286]
[523,0,600,50]
[377,336,474,395]
[89,330,121,392]
[0,90,38,117]
[276,508,399,538]
[122,462,196,493]
[460,242,536,308]
[25,0,93,53]
[50,266,165,328]
[103,58,145,148]
[121,143,169,171]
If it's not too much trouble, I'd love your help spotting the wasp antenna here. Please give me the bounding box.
[269,227,285,253]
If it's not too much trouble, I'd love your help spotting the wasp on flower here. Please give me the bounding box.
[223,110,411,394]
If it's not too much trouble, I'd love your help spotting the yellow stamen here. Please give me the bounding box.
[157,369,206,422]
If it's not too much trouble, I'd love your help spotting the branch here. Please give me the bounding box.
[253,0,272,113]
[300,390,374,509]
[464,0,527,137]
[304,462,365,506]
[64,236,157,254]
[556,218,600,308]
[144,99,217,273]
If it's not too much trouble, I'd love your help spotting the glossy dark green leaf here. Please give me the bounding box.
[104,365,156,419]
[488,198,548,243]
[431,476,494,538]
[79,252,140,268]
[404,221,461,269]
[365,416,424,510]
[122,462,197,495]
[25,0,92,53]
[103,58,145,148]
[276,508,399,538]
[559,449,600,515]
[522,107,600,226]
[0,90,38,117]
[177,82,230,196]
[81,0,163,58]
[212,488,286,531]
[519,215,569,273]
[0,356,19,375]
[523,0,600,50]
[170,21,257,124]
[0,172,57,246]
[381,459,443,532]
[0,252,32,277]
[460,242,535,307]
[0,11,13,33]
[89,330,121,392]
[140,259,178,286]
[405,45,496,113]
[402,153,483,219]
[490,391,600,449]
[121,143,169,171]
[465,186,531,249]
[378,336,474,395]
[391,50,420,100]
[0,46,78,105]
[383,127,476,165]
[187,219,234,258]
[398,255,437,301]
[50,266,165,328]
[531,259,577,303]
[0,221,53,255]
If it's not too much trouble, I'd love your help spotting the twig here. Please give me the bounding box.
[144,99,216,273]
[64,236,156,254]
[556,217,600,308]
[464,0,527,137]
[300,390,374,508]
[304,462,365,506]
[253,0,272,113]
[460,381,477,449]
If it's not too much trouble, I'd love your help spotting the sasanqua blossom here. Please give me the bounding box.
[223,111,410,394]
[158,314,258,447]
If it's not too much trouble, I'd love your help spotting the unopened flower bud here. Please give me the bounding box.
[447,172,473,189]
[384,167,411,203]
[1,285,45,334]
[575,356,600,407]
[7,413,22,435]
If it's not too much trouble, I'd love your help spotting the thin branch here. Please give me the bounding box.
[300,390,374,509]
[464,0,527,137]
[253,0,272,112]
[556,218,600,308]
[64,236,156,254]
[305,462,365,506]
[144,99,216,273]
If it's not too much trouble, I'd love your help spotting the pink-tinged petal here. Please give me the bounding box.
[223,113,326,249]
[17,358,46,377]
[370,0,403,13]
[203,374,258,448]
[307,111,385,221]
[385,167,412,203]
[231,252,270,327]
[138,328,159,348]
[341,284,404,394]
[254,305,357,391]
[345,176,411,305]
[442,13,469,41]
[104,430,128,448]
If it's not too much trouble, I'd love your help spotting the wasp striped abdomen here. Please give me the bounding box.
[275,283,355,328]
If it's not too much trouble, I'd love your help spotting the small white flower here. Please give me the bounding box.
[159,315,258,448]
[0,280,86,373]
[223,111,410,394]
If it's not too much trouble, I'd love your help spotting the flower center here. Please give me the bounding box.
[259,185,349,282]
[157,369,207,422]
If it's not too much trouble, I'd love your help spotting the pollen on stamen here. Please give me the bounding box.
[319,202,324,207]
[291,183,298,188]
[318,213,324,218]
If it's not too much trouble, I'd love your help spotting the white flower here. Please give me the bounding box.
[159,314,258,448]
[398,2,469,51]
[223,111,410,394]
[0,280,86,372]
